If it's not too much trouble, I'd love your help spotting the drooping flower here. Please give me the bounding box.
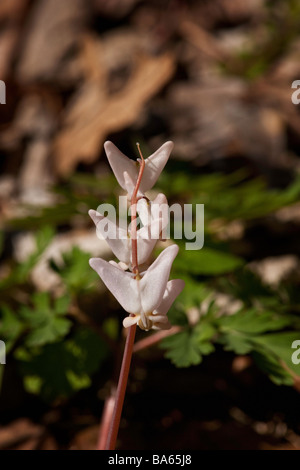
[122,279,185,330]
[89,244,184,330]
[89,209,163,269]
[104,141,174,198]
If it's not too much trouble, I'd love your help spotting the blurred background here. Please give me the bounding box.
[1,0,300,450]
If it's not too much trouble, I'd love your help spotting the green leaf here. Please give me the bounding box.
[49,247,99,293]
[218,331,253,355]
[161,325,215,368]
[0,304,24,352]
[54,295,71,315]
[174,248,244,276]
[254,332,300,377]
[159,169,300,222]
[252,351,293,386]
[217,309,295,356]
[18,327,109,402]
[20,292,72,347]
[161,331,203,367]
[219,309,291,335]
[197,323,217,342]
[176,276,211,309]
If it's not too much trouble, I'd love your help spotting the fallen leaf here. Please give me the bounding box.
[54,51,175,176]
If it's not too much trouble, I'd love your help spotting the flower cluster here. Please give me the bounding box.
[89,141,184,331]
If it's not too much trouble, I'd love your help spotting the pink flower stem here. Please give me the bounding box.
[103,144,145,450]
[104,325,136,450]
[97,388,116,449]
[131,143,145,276]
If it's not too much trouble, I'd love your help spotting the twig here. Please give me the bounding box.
[133,326,182,353]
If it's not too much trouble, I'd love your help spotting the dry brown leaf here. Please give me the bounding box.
[0,418,44,450]
[71,425,99,450]
[188,0,263,29]
[180,20,229,62]
[92,0,141,19]
[0,0,28,18]
[53,52,175,176]
[16,0,88,84]
[0,0,30,78]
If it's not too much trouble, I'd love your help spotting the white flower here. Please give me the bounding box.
[136,193,169,240]
[89,209,163,269]
[122,279,185,330]
[89,244,184,330]
[104,141,174,198]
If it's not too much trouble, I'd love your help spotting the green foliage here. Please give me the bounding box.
[0,225,111,401]
[161,288,300,385]
[159,170,300,223]
[2,165,300,402]
[219,309,292,336]
[7,173,117,231]
[19,292,72,347]
[156,168,300,385]
[173,247,244,276]
[0,226,54,292]
[254,332,300,377]
[17,327,109,402]
[0,304,24,353]
[49,246,99,294]
[174,276,210,311]
[252,351,293,386]
[161,324,215,368]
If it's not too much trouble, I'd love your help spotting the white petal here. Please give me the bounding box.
[154,279,185,315]
[123,171,137,197]
[140,244,179,313]
[123,315,139,328]
[89,258,141,315]
[138,218,162,240]
[139,141,173,193]
[109,260,129,271]
[136,198,151,226]
[151,194,169,239]
[135,239,157,266]
[104,141,138,193]
[89,209,103,226]
[148,314,169,323]
[118,261,129,270]
[153,193,168,206]
[89,209,131,264]
[134,218,163,266]
[109,260,120,268]
[137,194,169,239]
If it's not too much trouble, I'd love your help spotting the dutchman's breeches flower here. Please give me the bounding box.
[104,140,174,198]
[89,140,184,331]
[90,244,184,330]
[88,207,164,269]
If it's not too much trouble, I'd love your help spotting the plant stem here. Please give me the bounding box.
[131,143,145,276]
[104,325,136,450]
[101,143,145,450]
[133,325,182,353]
[98,389,116,449]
